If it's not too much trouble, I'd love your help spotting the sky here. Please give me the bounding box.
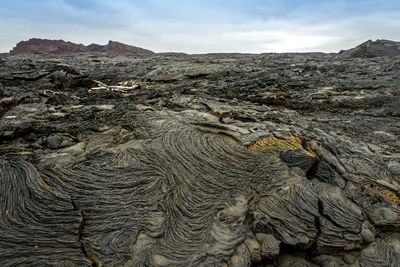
[0,0,400,53]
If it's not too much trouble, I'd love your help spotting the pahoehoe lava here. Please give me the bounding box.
[1,42,400,266]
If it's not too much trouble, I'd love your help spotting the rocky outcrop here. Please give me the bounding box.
[10,38,89,54]
[86,43,104,52]
[100,40,154,55]
[0,50,400,266]
[10,38,154,55]
[338,39,400,58]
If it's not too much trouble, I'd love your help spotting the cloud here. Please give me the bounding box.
[1,0,400,53]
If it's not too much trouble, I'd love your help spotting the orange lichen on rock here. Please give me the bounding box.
[249,135,305,151]
[40,177,52,191]
[248,135,322,160]
[374,186,400,208]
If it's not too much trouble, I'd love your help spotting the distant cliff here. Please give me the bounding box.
[10,38,89,54]
[10,38,154,55]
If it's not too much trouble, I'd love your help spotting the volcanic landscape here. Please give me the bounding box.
[1,39,400,266]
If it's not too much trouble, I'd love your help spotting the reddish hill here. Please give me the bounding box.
[100,40,154,55]
[10,38,154,55]
[10,38,89,54]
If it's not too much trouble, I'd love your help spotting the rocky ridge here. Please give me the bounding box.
[338,39,400,58]
[0,41,400,266]
[10,38,154,55]
[10,38,89,54]
[99,40,154,55]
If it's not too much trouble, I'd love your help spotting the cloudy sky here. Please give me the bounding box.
[1,0,399,53]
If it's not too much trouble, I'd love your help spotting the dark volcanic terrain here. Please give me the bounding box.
[1,40,400,266]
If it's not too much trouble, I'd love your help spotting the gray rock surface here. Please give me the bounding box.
[0,48,400,266]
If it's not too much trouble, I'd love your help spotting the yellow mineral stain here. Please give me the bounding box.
[119,128,128,135]
[248,135,317,156]
[39,177,53,191]
[374,186,400,208]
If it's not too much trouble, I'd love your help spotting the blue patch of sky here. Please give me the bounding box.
[1,0,399,25]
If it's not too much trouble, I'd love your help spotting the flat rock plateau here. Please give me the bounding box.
[1,40,400,266]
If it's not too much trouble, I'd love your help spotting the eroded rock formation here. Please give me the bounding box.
[0,46,400,266]
[10,38,154,55]
[10,38,89,54]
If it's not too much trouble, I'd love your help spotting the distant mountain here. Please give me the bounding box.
[87,43,104,52]
[10,38,89,54]
[10,38,154,55]
[338,39,400,58]
[100,41,154,55]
